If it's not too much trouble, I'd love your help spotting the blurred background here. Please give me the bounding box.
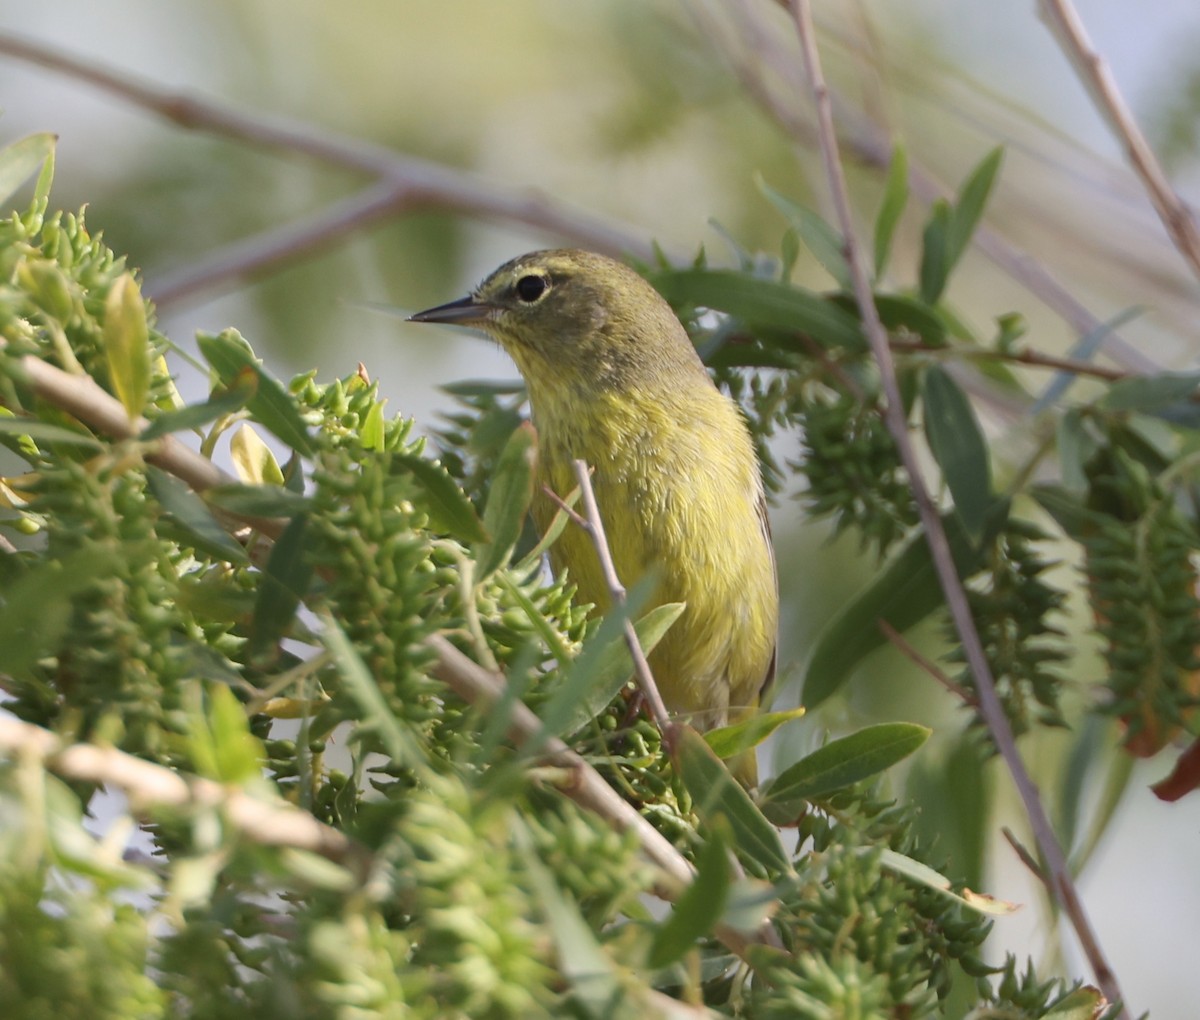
[2,0,1198,1013]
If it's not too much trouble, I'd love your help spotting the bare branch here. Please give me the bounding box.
[0,31,658,311]
[1038,0,1200,282]
[786,3,1129,1014]
[570,459,674,736]
[0,715,367,873]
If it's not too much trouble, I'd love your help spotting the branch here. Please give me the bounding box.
[708,0,1160,373]
[570,459,674,736]
[5,349,774,961]
[1038,0,1200,282]
[0,714,367,873]
[786,3,1129,1015]
[0,32,657,311]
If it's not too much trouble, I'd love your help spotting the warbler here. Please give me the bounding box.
[411,249,777,783]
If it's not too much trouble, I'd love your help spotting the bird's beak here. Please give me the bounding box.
[408,295,493,326]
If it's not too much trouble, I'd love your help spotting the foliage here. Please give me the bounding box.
[0,111,1173,1020]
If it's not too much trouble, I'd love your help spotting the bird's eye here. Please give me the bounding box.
[515,274,549,303]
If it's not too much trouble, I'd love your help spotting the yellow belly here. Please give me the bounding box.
[532,386,777,733]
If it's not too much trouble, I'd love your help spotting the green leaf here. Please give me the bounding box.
[561,600,685,738]
[908,733,992,891]
[321,613,425,771]
[0,417,102,449]
[762,723,930,822]
[1099,370,1200,412]
[704,707,806,761]
[947,147,1003,263]
[651,269,866,352]
[203,483,311,518]
[140,379,256,440]
[755,177,852,290]
[197,329,314,456]
[393,452,488,544]
[878,848,1018,915]
[248,514,313,659]
[801,512,984,707]
[647,824,731,968]
[1056,409,1098,495]
[922,366,993,537]
[103,273,152,421]
[529,576,654,750]
[476,422,537,580]
[874,145,909,276]
[146,466,249,564]
[828,292,946,347]
[186,683,264,784]
[918,149,1003,303]
[360,399,385,451]
[0,132,57,209]
[515,822,624,1018]
[673,726,790,875]
[918,200,953,304]
[1041,987,1106,1020]
[0,546,126,679]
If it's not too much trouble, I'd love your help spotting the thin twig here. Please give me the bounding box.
[0,715,367,873]
[787,3,1128,1014]
[0,31,657,310]
[570,459,674,736]
[1038,0,1200,282]
[886,338,1129,383]
[877,620,978,707]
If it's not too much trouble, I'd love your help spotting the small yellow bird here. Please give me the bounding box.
[411,249,777,783]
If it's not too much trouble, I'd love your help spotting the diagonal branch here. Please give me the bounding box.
[786,2,1129,1015]
[0,31,657,310]
[1038,0,1200,282]
[0,714,367,873]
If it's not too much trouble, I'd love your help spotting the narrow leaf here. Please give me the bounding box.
[648,825,731,968]
[674,727,790,875]
[947,147,1003,263]
[103,273,152,421]
[476,422,537,580]
[321,614,424,770]
[1099,370,1200,412]
[203,483,311,518]
[561,600,685,737]
[230,423,285,486]
[529,576,654,749]
[146,466,248,564]
[651,269,866,352]
[762,723,929,820]
[249,514,313,659]
[922,366,993,537]
[140,378,255,440]
[0,418,101,449]
[0,132,56,208]
[515,823,624,1018]
[393,452,488,544]
[874,145,909,276]
[704,707,806,761]
[197,329,314,455]
[918,200,952,304]
[801,513,983,707]
[877,848,1019,915]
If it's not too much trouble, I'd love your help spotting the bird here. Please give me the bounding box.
[410,249,777,784]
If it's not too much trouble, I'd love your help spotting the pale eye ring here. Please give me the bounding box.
[515,274,549,303]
